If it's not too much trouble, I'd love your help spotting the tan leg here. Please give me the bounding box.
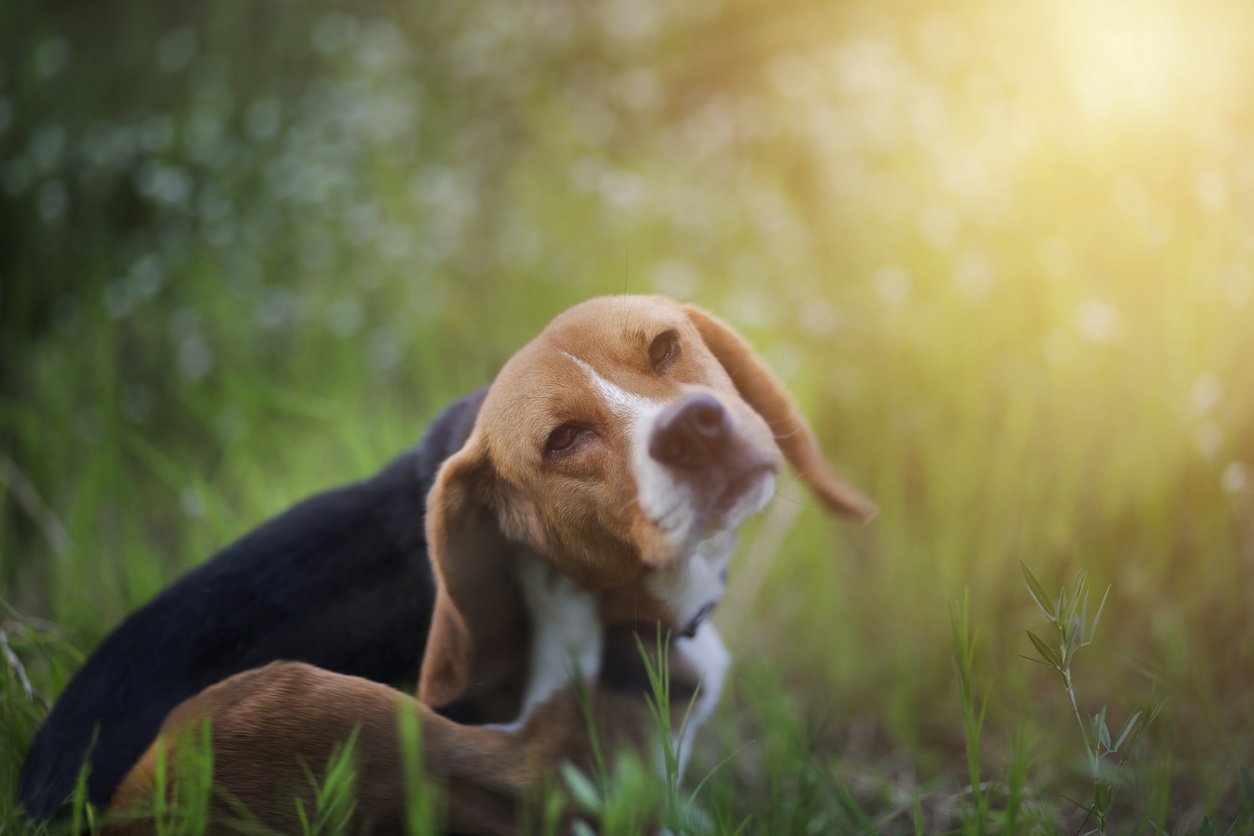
[107,629,697,836]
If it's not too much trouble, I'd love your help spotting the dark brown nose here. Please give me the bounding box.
[648,393,731,469]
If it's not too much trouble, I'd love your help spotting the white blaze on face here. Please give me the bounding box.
[562,352,691,539]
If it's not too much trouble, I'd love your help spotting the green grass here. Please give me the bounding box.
[4,0,1254,832]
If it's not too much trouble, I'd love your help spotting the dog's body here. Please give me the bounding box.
[18,390,485,818]
[24,296,873,833]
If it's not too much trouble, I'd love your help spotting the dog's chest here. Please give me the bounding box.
[508,554,604,728]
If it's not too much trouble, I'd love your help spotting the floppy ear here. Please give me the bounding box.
[418,437,527,710]
[684,304,877,522]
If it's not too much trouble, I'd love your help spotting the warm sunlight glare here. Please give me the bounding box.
[1053,0,1229,118]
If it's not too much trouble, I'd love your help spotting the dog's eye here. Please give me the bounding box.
[649,330,679,371]
[544,422,590,457]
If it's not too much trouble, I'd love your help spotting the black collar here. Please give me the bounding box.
[680,601,716,639]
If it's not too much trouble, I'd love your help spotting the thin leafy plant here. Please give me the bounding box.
[950,589,989,835]
[1020,561,1161,835]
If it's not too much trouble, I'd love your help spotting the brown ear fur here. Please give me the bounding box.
[418,438,527,711]
[684,304,877,521]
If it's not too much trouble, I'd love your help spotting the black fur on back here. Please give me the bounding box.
[18,389,486,820]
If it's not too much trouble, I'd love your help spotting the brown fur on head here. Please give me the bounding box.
[419,296,873,710]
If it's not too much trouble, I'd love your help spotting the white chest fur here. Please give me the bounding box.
[505,553,604,730]
[508,552,732,783]
[668,621,731,778]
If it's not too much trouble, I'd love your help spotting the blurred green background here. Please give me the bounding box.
[3,0,1252,830]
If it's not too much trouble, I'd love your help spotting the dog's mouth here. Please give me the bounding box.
[669,462,777,544]
[713,463,777,515]
[644,456,781,557]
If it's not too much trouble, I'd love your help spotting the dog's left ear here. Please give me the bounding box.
[684,304,877,522]
[418,436,525,710]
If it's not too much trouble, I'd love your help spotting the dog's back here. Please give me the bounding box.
[18,390,485,820]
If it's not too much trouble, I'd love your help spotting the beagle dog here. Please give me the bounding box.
[22,296,872,831]
[105,296,873,833]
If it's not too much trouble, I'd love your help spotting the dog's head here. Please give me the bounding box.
[419,296,873,709]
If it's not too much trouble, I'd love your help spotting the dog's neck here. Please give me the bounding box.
[506,527,735,724]
[594,528,737,632]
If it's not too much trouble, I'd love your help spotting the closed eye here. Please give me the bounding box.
[544,422,594,458]
[649,329,679,372]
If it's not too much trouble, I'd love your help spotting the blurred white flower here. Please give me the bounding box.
[918,206,958,248]
[726,287,777,329]
[767,53,816,99]
[600,0,659,43]
[598,168,645,212]
[327,297,363,338]
[180,488,206,518]
[873,264,912,305]
[1073,298,1121,343]
[156,28,198,73]
[1222,462,1248,495]
[368,328,403,372]
[356,21,406,72]
[618,68,660,111]
[1111,176,1150,217]
[215,406,247,443]
[256,289,294,330]
[139,114,175,153]
[35,37,70,78]
[346,202,379,248]
[1222,262,1252,307]
[105,278,135,319]
[186,111,225,165]
[245,99,282,141]
[569,155,606,194]
[1036,237,1073,280]
[31,124,66,170]
[136,162,193,208]
[197,186,231,225]
[83,122,138,171]
[378,222,413,262]
[178,336,215,380]
[835,39,898,96]
[313,13,359,55]
[954,251,994,299]
[1188,373,1222,417]
[36,180,68,222]
[800,299,841,336]
[653,258,700,299]
[1193,170,1228,214]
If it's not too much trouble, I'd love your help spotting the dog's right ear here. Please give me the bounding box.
[418,436,522,709]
